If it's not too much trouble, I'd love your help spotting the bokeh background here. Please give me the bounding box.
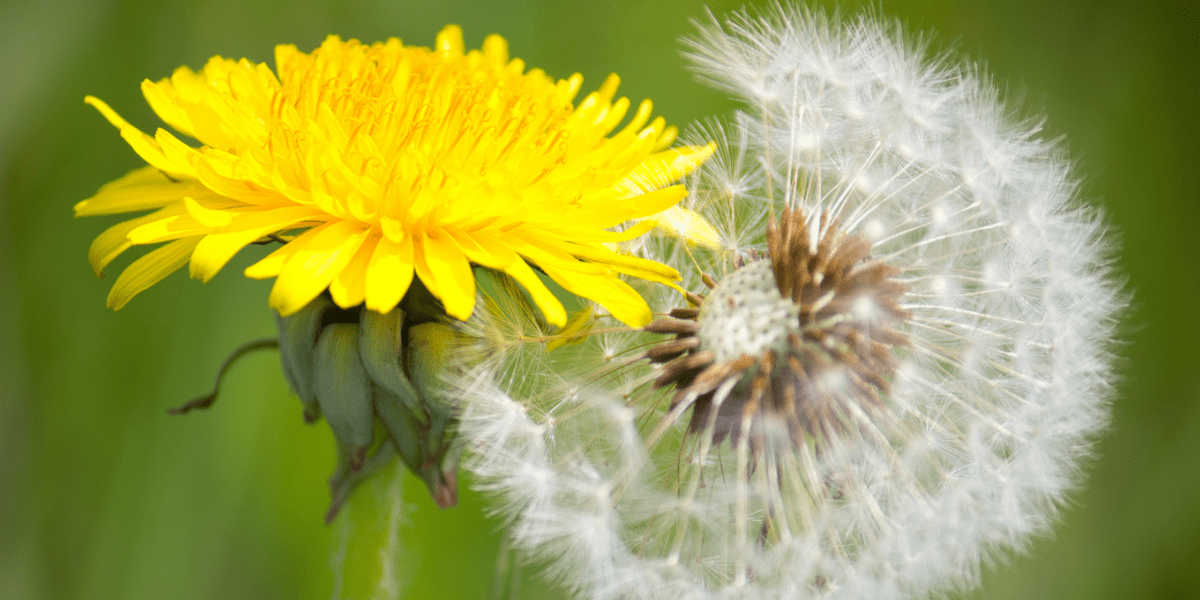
[1,0,1196,598]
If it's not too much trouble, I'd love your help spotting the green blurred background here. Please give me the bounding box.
[1,0,1196,598]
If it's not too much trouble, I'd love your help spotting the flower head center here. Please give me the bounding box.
[262,36,577,223]
[697,260,800,362]
[646,208,910,451]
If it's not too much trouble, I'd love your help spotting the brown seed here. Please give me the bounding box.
[645,336,701,363]
[643,318,699,335]
[669,307,701,320]
[654,350,715,389]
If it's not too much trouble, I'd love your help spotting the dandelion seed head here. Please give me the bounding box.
[458,4,1125,599]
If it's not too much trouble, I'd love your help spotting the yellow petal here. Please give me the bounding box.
[414,229,476,321]
[380,216,406,242]
[617,99,654,137]
[505,235,608,275]
[650,205,722,249]
[481,34,508,64]
[189,206,326,282]
[447,229,514,270]
[591,96,631,136]
[188,152,285,206]
[501,258,566,327]
[544,218,656,244]
[460,230,565,327]
[244,236,302,280]
[85,96,190,177]
[106,236,203,310]
[654,125,678,151]
[141,78,194,138]
[127,213,213,245]
[436,25,464,58]
[364,235,415,314]
[88,203,187,276]
[575,185,689,230]
[555,239,680,283]
[597,73,620,101]
[269,220,371,316]
[75,166,213,217]
[547,305,595,351]
[329,232,379,308]
[540,265,651,327]
[518,229,678,282]
[126,195,247,245]
[619,143,715,195]
[183,196,233,227]
[169,65,207,102]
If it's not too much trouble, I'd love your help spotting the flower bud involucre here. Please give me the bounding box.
[457,5,1126,600]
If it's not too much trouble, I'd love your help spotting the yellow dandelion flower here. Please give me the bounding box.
[79,26,714,327]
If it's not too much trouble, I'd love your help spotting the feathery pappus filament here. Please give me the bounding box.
[455,5,1125,600]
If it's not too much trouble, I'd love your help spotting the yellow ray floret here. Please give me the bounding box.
[79,26,714,327]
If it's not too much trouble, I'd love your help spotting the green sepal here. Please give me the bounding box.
[372,385,426,478]
[405,322,458,425]
[359,307,427,424]
[314,323,374,465]
[405,321,462,508]
[277,294,332,422]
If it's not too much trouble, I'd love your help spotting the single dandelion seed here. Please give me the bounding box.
[77,26,714,517]
[456,5,1125,600]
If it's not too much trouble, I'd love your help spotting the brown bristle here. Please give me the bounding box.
[684,355,755,398]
